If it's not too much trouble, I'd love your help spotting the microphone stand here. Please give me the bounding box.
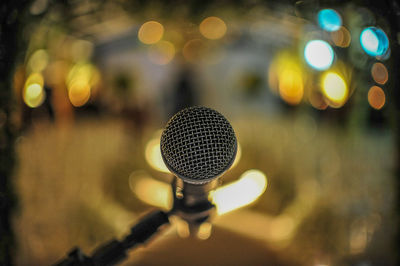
[54,177,217,266]
[54,210,170,266]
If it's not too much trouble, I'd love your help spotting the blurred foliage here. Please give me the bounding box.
[0,0,33,264]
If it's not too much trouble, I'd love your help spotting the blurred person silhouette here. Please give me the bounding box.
[167,61,199,117]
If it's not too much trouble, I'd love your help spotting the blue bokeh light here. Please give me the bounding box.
[360,27,389,57]
[318,9,342,32]
[304,40,335,71]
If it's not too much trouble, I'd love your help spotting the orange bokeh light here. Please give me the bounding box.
[371,63,388,85]
[368,86,385,110]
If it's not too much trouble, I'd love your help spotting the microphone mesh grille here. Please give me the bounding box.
[160,106,237,183]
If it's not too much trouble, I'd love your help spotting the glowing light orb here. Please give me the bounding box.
[321,72,348,108]
[368,86,385,110]
[148,41,175,65]
[23,83,46,108]
[318,9,342,32]
[212,169,267,215]
[23,73,46,108]
[129,171,172,210]
[68,82,91,107]
[138,21,164,44]
[145,130,170,173]
[199,16,227,40]
[371,62,388,85]
[360,27,389,57]
[182,39,207,62]
[331,26,351,48]
[28,49,49,73]
[304,40,334,70]
[278,66,304,105]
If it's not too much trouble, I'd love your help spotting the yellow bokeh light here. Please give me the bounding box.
[66,63,99,107]
[368,86,385,110]
[23,73,46,108]
[148,40,175,65]
[145,130,170,173]
[268,52,305,105]
[197,222,212,240]
[23,83,46,108]
[212,169,267,215]
[371,63,388,85]
[28,49,49,73]
[172,217,190,238]
[278,67,304,105]
[199,16,227,40]
[129,172,172,210]
[67,63,98,88]
[68,81,91,107]
[25,72,44,87]
[268,215,295,241]
[138,21,164,44]
[321,72,348,108]
[331,26,351,48]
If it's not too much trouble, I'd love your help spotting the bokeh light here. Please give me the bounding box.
[148,40,175,65]
[66,63,99,107]
[304,40,334,70]
[23,73,46,108]
[360,27,389,57]
[318,9,342,32]
[68,82,91,107]
[321,72,348,108]
[212,169,267,215]
[197,222,212,240]
[145,130,170,173]
[23,83,46,108]
[138,21,164,44]
[368,86,385,110]
[269,52,305,105]
[278,66,304,105]
[28,49,49,73]
[199,16,227,40]
[371,62,388,85]
[308,91,328,110]
[331,26,351,48]
[182,39,207,62]
[25,72,44,87]
[129,171,172,210]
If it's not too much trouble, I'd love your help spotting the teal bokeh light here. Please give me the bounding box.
[360,27,389,57]
[318,9,342,32]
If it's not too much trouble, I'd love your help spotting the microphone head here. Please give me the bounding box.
[160,106,237,184]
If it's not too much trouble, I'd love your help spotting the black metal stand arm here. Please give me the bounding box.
[54,210,170,266]
[54,177,218,265]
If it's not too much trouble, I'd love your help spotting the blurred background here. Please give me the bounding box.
[1,0,399,265]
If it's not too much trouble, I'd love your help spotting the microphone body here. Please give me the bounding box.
[160,106,237,233]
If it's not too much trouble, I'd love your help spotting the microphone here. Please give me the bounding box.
[160,106,237,230]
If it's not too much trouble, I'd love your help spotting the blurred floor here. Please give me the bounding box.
[12,112,397,265]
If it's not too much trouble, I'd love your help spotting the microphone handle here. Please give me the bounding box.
[54,210,170,266]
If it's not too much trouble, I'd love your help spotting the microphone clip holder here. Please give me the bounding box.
[169,177,218,235]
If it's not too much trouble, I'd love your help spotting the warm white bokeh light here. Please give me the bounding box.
[129,172,172,210]
[321,72,348,107]
[145,130,170,173]
[212,169,267,215]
